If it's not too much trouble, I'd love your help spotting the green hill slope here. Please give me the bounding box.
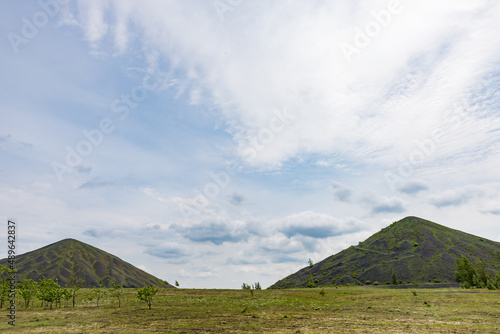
[270,216,500,288]
[0,238,174,288]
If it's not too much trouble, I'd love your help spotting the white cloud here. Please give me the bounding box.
[2,0,500,289]
[69,0,500,178]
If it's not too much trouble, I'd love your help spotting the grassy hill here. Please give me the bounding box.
[0,238,174,288]
[270,216,500,288]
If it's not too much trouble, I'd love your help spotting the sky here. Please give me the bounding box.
[0,0,499,289]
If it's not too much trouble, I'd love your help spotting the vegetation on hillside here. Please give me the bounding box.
[0,239,174,289]
[270,216,500,288]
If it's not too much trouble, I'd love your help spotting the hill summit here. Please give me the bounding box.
[270,216,500,288]
[0,238,174,288]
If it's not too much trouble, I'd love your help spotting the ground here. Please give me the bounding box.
[1,286,499,333]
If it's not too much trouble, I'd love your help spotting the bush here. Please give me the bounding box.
[391,273,398,285]
[365,280,372,285]
[137,286,159,310]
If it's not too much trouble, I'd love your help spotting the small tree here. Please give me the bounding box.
[392,272,398,285]
[175,280,179,287]
[0,265,15,308]
[93,280,106,307]
[38,278,60,309]
[308,258,314,268]
[18,279,38,309]
[455,256,476,287]
[495,272,500,289]
[61,288,72,307]
[241,283,254,297]
[54,286,70,308]
[110,281,124,308]
[306,273,316,288]
[253,282,262,290]
[68,276,85,309]
[137,285,159,310]
[475,260,489,287]
[472,274,481,288]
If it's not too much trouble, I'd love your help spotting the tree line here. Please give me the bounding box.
[0,265,161,310]
[455,256,500,289]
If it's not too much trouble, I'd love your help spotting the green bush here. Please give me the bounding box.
[137,286,159,310]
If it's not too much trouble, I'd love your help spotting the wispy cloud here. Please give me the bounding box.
[1,0,499,289]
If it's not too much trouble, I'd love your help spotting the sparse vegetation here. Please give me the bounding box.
[1,287,499,333]
[0,239,170,289]
[110,281,124,308]
[270,217,500,289]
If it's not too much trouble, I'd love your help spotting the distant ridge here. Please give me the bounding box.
[270,216,500,288]
[0,238,174,288]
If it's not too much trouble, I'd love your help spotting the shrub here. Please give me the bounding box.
[137,286,159,310]
[455,256,476,287]
[392,272,398,285]
[110,281,123,308]
[92,281,106,307]
[18,279,38,309]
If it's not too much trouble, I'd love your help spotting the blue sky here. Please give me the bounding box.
[1,0,500,288]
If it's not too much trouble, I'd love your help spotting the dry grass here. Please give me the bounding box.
[1,286,499,333]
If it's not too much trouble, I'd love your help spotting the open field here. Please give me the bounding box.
[1,286,499,333]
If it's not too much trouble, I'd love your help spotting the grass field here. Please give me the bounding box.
[1,286,499,333]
